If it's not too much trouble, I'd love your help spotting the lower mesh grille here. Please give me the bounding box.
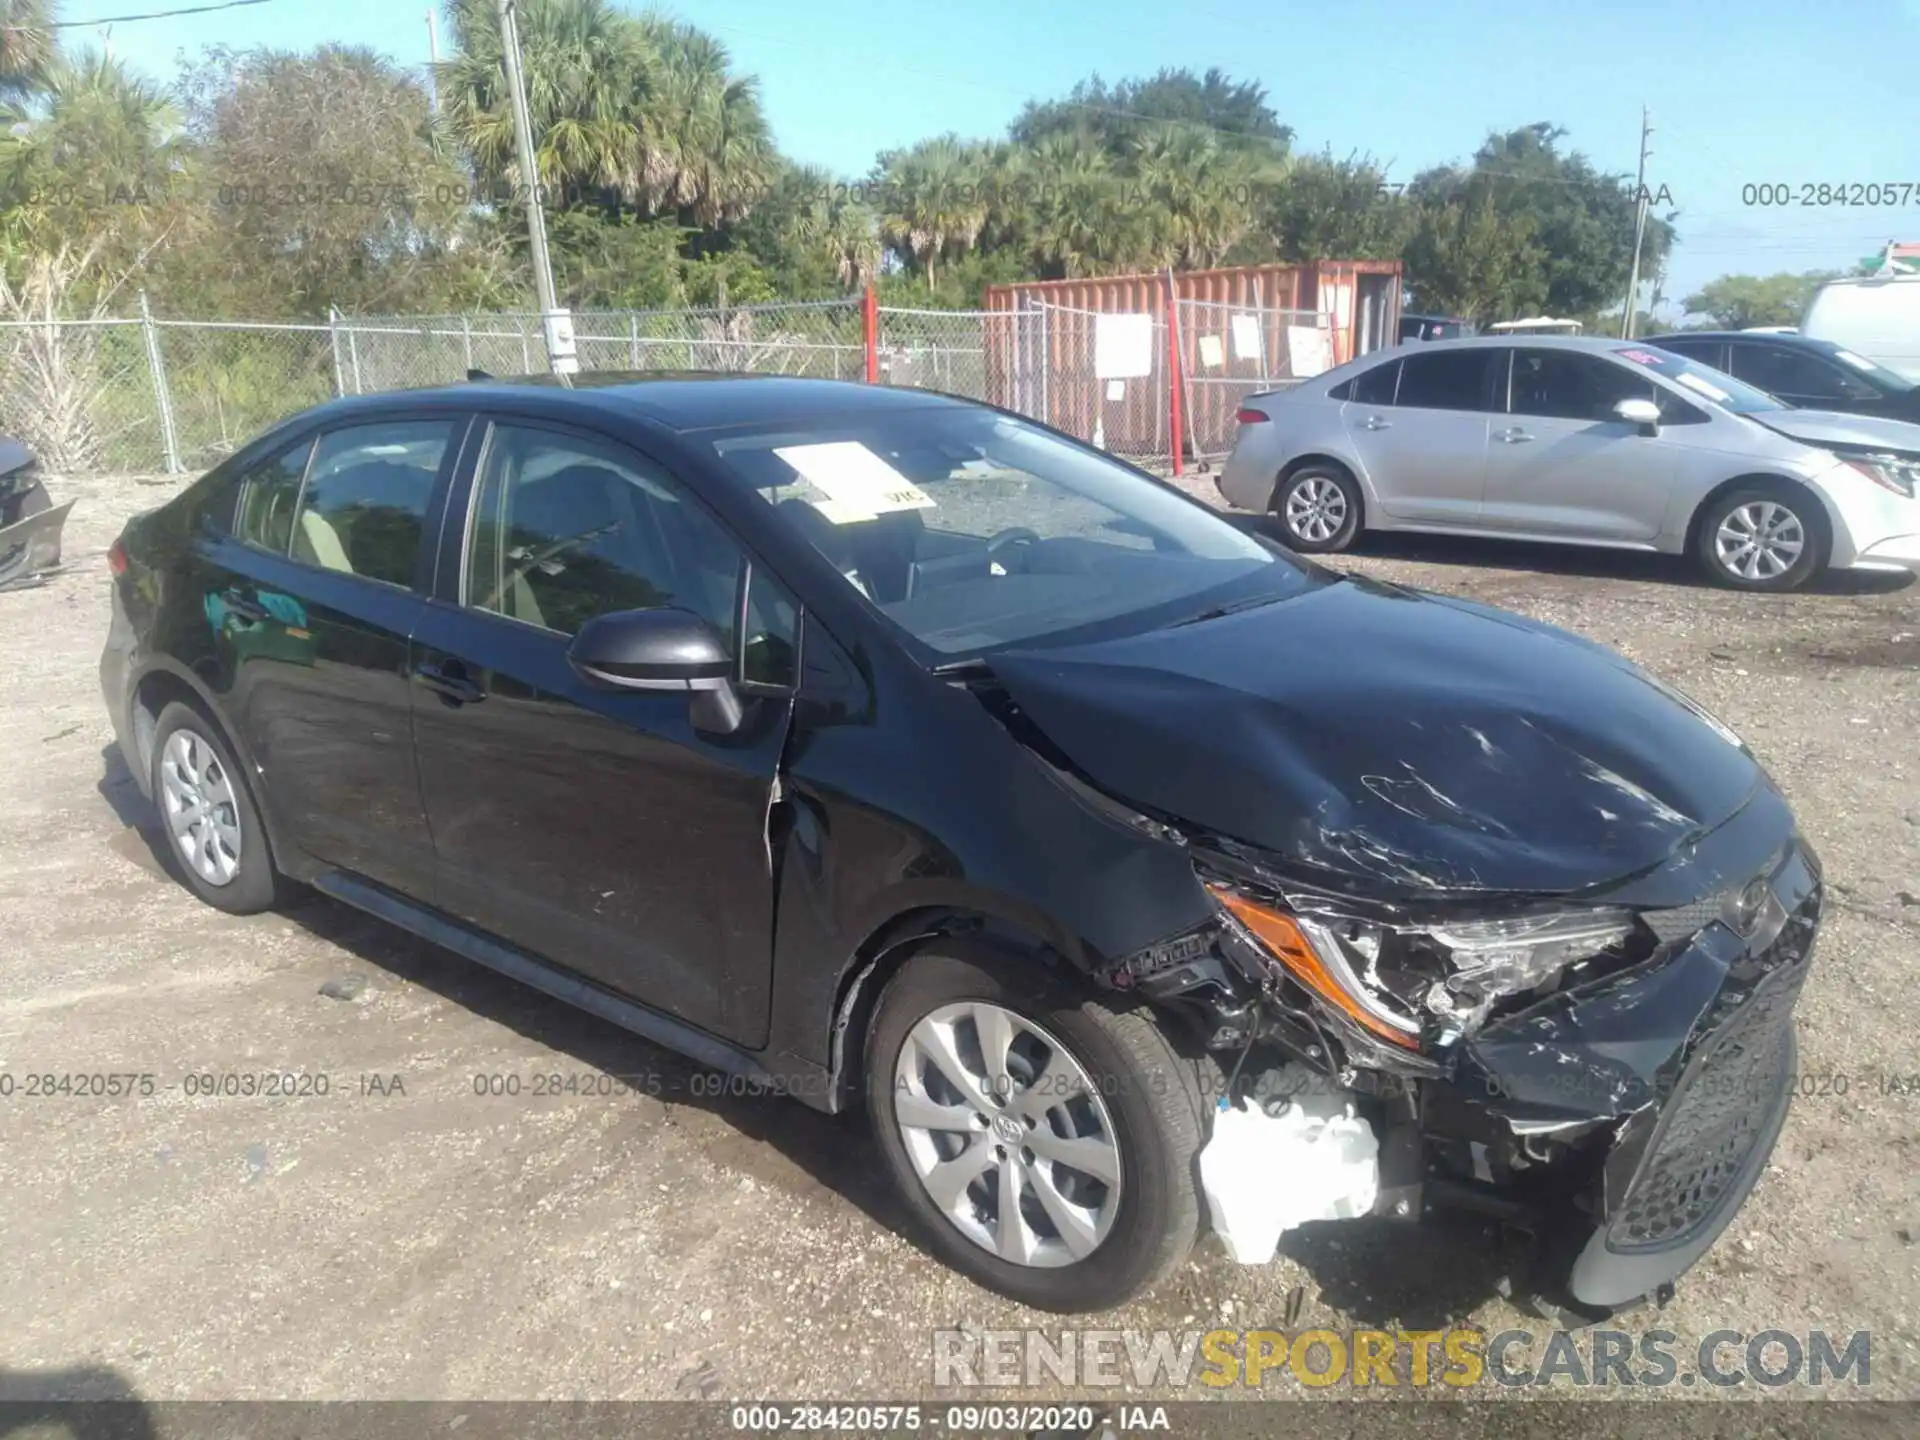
[1606,894,1815,1253]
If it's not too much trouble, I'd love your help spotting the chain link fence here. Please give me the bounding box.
[1175,298,1334,460]
[0,295,1236,475]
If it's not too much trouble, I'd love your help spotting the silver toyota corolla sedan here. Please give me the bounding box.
[1218,335,1920,590]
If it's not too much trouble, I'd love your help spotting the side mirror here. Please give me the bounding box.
[1614,397,1662,433]
[566,607,742,734]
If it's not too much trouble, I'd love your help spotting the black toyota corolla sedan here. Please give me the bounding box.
[101,374,1821,1313]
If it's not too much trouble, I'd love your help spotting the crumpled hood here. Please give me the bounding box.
[1753,407,1920,457]
[987,578,1763,895]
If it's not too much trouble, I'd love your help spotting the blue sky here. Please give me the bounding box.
[76,0,1920,311]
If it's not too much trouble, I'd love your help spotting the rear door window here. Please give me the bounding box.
[1395,349,1501,411]
[291,421,456,587]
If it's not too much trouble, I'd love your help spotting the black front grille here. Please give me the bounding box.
[1606,882,1818,1253]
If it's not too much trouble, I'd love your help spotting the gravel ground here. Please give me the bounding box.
[2,467,1917,1413]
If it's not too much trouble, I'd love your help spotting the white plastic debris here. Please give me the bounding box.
[1199,1071,1380,1264]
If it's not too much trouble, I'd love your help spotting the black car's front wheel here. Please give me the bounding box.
[150,701,282,915]
[866,941,1212,1312]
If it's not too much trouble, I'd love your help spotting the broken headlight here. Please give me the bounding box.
[1209,885,1637,1047]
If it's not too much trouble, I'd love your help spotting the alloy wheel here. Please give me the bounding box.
[892,1001,1122,1268]
[1284,475,1348,543]
[1713,501,1805,582]
[159,729,243,887]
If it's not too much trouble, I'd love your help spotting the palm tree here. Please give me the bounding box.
[437,0,650,204]
[633,17,773,228]
[1009,132,1125,278]
[0,0,58,105]
[1130,127,1271,269]
[877,135,989,292]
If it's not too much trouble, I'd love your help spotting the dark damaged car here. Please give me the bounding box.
[99,376,1822,1313]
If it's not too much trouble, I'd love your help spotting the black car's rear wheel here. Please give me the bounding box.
[865,941,1212,1312]
[150,701,282,915]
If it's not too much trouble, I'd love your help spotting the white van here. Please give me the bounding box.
[1802,273,1920,380]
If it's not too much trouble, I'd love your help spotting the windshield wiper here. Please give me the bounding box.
[1171,592,1288,628]
[929,655,995,678]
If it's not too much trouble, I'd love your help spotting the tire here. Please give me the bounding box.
[1271,464,1363,553]
[865,940,1213,1312]
[149,700,282,915]
[1694,482,1826,592]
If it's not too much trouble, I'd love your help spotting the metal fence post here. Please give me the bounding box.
[462,316,474,374]
[327,306,347,396]
[138,291,182,474]
[346,321,364,394]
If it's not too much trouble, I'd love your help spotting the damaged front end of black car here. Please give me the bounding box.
[0,436,73,592]
[978,577,1822,1319]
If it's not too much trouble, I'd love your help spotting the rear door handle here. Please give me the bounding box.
[222,589,270,623]
[1496,428,1535,443]
[1362,415,1392,431]
[416,659,486,705]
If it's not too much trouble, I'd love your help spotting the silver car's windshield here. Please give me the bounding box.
[1612,346,1787,414]
[712,407,1306,658]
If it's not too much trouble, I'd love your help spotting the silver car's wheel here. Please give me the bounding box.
[158,727,243,887]
[1713,500,1805,582]
[893,1001,1122,1268]
[1284,475,1348,544]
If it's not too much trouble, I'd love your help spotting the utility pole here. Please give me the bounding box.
[495,0,576,373]
[1622,106,1653,339]
[425,10,441,114]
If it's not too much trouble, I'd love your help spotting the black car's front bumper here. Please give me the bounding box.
[1426,840,1821,1311]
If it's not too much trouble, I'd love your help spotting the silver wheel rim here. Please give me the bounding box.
[1284,475,1347,543]
[1714,501,1804,581]
[159,729,242,887]
[892,1001,1122,1268]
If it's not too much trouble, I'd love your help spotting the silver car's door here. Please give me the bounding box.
[1339,348,1502,525]
[1479,348,1680,541]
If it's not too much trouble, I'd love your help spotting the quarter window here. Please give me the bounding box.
[233,441,314,554]
[466,425,798,683]
[290,421,454,586]
[1395,350,1500,411]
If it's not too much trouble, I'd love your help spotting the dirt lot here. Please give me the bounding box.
[3,468,1918,1407]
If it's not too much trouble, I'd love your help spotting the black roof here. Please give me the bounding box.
[382,371,972,434]
[1644,331,1836,350]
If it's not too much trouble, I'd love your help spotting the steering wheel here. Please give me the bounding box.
[984,527,1042,568]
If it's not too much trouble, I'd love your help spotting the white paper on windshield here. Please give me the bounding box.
[1197,334,1225,369]
[1094,312,1153,379]
[1835,349,1879,372]
[1286,325,1333,377]
[1230,313,1264,362]
[772,441,935,524]
[1674,371,1732,403]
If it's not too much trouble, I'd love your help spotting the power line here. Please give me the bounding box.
[28,0,275,30]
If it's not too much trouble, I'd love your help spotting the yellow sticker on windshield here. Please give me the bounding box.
[772,441,937,523]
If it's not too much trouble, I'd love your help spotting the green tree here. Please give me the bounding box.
[1250,152,1415,264]
[1402,193,1546,323]
[631,16,773,230]
[1680,270,1839,330]
[1012,66,1290,162]
[0,0,58,103]
[875,135,991,291]
[1129,126,1272,269]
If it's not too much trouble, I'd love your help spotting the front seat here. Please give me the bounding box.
[776,498,871,599]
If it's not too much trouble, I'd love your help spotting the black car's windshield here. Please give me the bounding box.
[1822,343,1917,393]
[1612,346,1787,414]
[710,407,1303,657]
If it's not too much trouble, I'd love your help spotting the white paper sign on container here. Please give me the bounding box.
[1230,313,1264,363]
[1094,312,1154,379]
[1286,325,1333,377]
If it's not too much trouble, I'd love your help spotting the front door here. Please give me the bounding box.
[410,419,799,1047]
[209,416,464,898]
[1343,347,1503,525]
[1480,348,1678,541]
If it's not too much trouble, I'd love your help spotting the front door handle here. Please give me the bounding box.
[416,659,486,706]
[1496,428,1535,444]
[1363,415,1392,431]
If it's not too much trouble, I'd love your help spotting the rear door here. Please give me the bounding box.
[1479,348,1676,541]
[211,414,467,897]
[1341,347,1502,525]
[409,416,800,1048]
